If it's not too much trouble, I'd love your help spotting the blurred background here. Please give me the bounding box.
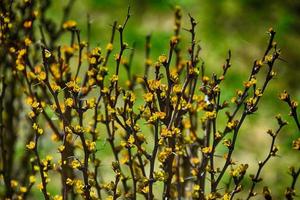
[49,0,300,94]
[44,0,300,198]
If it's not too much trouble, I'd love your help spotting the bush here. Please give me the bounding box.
[0,1,299,199]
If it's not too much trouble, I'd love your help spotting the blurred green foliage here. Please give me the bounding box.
[48,0,300,90]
